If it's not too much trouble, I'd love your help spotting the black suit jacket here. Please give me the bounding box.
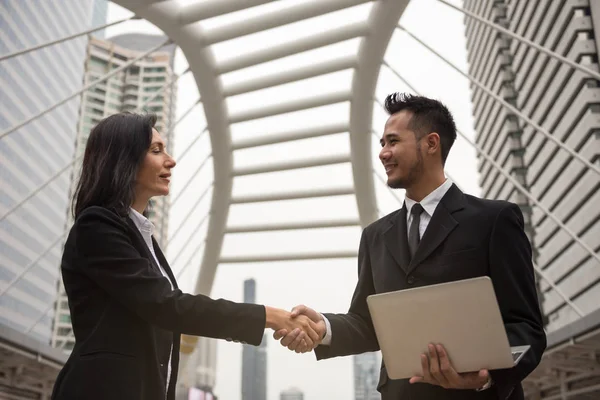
[51,206,266,400]
[315,185,546,400]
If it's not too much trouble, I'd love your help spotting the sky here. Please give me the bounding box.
[105,0,480,399]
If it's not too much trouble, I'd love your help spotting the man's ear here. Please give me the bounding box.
[426,132,441,155]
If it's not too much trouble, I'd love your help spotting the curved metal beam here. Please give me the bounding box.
[113,0,230,297]
[349,0,410,227]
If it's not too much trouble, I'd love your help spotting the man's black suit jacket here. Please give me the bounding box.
[51,206,266,400]
[315,184,546,400]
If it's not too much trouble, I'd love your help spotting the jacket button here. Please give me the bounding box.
[407,276,416,285]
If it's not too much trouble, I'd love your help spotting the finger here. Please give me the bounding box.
[287,330,305,351]
[436,344,461,385]
[290,305,306,318]
[428,344,448,387]
[302,331,314,349]
[305,321,320,344]
[295,339,307,354]
[477,369,490,386]
[273,329,287,340]
[409,375,424,384]
[280,329,300,347]
[420,353,434,384]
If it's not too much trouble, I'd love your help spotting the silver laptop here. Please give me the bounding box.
[366,276,530,380]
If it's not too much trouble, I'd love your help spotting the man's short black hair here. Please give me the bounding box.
[384,92,457,164]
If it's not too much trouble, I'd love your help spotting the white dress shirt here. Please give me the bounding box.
[128,208,174,396]
[320,179,454,346]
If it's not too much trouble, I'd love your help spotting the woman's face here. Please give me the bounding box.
[134,129,176,202]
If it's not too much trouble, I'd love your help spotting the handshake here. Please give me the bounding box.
[265,305,324,353]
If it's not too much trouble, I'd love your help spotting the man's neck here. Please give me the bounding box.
[405,173,446,202]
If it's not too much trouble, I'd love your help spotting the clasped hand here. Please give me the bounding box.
[265,306,324,353]
[269,305,326,353]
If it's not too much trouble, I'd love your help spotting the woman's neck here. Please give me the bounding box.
[131,198,148,214]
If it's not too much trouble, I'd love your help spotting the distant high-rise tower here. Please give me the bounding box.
[354,352,380,400]
[279,387,304,400]
[0,0,97,344]
[91,0,109,38]
[51,33,178,350]
[241,279,267,400]
[463,0,600,331]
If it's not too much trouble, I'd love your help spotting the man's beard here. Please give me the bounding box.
[387,147,423,189]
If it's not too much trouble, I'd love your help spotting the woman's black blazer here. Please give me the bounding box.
[51,206,266,400]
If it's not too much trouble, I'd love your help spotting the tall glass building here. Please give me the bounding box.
[353,352,380,400]
[241,279,267,400]
[0,0,98,343]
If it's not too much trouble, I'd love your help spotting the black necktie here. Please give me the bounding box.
[408,203,424,259]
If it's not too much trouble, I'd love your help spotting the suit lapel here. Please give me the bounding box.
[383,206,412,274]
[406,184,465,275]
[152,237,179,290]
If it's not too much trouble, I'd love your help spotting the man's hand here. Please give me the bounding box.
[409,344,491,390]
[272,305,326,353]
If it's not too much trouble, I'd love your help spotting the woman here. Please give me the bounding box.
[51,113,319,400]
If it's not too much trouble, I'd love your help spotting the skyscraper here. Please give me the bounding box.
[463,0,600,331]
[51,33,178,350]
[0,0,97,344]
[353,352,380,400]
[241,279,267,400]
[279,387,304,400]
[91,0,109,39]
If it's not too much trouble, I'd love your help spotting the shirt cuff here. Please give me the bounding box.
[320,314,332,346]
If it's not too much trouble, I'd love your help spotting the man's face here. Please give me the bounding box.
[379,111,424,189]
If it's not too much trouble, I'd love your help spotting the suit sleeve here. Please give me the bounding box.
[315,228,379,359]
[488,204,547,399]
[74,207,266,346]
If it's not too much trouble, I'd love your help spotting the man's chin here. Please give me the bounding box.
[387,178,407,189]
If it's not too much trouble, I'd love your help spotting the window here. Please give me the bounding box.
[89,56,106,72]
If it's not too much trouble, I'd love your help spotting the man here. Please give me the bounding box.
[275,93,546,399]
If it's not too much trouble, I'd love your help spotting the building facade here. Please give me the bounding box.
[463,0,600,331]
[0,0,97,344]
[354,352,380,400]
[51,33,178,350]
[279,387,303,400]
[241,279,267,400]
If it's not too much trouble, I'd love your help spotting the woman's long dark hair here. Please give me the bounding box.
[72,112,156,218]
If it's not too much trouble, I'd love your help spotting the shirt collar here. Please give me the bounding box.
[128,207,154,235]
[405,178,454,217]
